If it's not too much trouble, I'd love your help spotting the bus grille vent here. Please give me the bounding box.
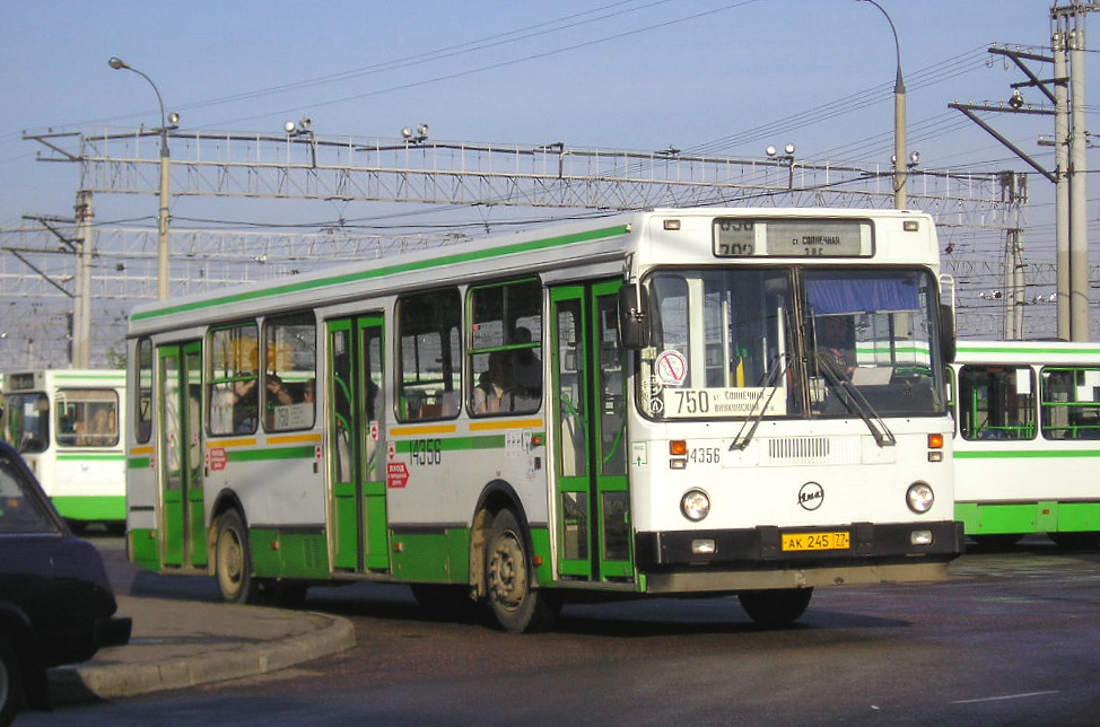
[767,437,831,463]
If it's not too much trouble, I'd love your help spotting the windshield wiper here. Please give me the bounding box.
[729,355,788,452]
[815,354,896,448]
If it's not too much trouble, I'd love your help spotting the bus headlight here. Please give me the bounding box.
[681,489,711,522]
[906,482,935,514]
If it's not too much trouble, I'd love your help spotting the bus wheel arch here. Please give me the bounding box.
[210,494,261,605]
[473,483,558,633]
[470,481,531,600]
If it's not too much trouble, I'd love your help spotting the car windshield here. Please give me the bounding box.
[638,267,947,420]
[0,455,60,534]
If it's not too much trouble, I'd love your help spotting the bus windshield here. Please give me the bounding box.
[2,393,50,453]
[639,267,945,420]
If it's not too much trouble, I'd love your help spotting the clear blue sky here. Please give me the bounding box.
[0,0,1077,233]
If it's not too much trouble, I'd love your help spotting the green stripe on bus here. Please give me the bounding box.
[392,433,545,454]
[132,224,630,322]
[227,445,317,462]
[57,453,126,461]
[955,449,1100,459]
[128,457,152,469]
[957,344,1100,356]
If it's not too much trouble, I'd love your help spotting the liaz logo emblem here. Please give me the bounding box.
[798,482,824,511]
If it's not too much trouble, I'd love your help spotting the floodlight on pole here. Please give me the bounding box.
[109,56,174,299]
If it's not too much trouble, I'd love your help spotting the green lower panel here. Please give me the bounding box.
[251,528,331,579]
[1058,502,1100,532]
[129,528,160,571]
[530,527,553,587]
[52,495,126,522]
[958,501,1100,535]
[391,529,471,583]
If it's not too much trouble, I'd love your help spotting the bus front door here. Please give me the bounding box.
[551,281,633,583]
[157,341,206,569]
[328,315,389,573]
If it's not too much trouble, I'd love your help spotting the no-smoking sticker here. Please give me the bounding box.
[655,349,687,387]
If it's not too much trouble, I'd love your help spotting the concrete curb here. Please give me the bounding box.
[50,610,356,703]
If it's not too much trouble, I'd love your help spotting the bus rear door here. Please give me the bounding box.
[327,314,389,573]
[157,341,206,568]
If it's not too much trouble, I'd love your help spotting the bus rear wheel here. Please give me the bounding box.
[215,509,258,604]
[485,509,558,633]
[738,587,813,627]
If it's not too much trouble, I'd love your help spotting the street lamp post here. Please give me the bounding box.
[109,56,172,300]
[857,0,907,210]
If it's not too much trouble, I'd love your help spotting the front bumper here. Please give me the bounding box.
[636,521,964,573]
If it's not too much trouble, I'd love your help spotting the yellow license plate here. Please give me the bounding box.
[781,531,851,552]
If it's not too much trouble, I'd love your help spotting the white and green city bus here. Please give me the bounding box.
[1,369,127,529]
[126,208,961,632]
[951,340,1100,548]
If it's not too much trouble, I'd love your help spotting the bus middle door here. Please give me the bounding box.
[551,280,633,583]
[328,315,390,573]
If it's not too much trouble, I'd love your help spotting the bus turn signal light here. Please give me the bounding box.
[928,433,944,449]
[670,440,688,456]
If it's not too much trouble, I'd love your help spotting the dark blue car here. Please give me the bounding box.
[0,440,131,725]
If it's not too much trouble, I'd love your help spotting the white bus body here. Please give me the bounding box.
[126,208,961,631]
[1,369,127,528]
[951,340,1100,547]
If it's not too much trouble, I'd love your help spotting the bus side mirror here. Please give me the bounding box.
[939,303,956,364]
[618,285,651,350]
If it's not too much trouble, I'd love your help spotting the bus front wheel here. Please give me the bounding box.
[738,587,813,627]
[215,509,258,604]
[484,509,558,633]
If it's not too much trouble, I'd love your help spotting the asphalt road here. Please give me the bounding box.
[24,536,1100,727]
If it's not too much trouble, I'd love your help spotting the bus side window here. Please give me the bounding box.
[467,279,542,417]
[208,323,260,435]
[397,288,462,422]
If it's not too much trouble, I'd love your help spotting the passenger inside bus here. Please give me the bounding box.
[474,351,515,414]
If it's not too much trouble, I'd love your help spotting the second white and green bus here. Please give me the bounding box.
[951,340,1100,548]
[126,208,961,632]
[1,369,127,529]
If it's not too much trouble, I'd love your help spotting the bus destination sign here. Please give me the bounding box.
[713,218,870,258]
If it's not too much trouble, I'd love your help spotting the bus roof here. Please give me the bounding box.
[128,207,936,338]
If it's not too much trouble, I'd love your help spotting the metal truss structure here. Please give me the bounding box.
[0,127,1055,370]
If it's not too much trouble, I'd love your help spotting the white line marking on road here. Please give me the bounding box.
[950,691,1060,705]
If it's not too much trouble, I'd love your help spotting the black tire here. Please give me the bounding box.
[0,634,24,727]
[738,588,814,627]
[1048,531,1100,550]
[215,509,259,604]
[410,583,479,618]
[484,509,559,633]
[969,533,1022,551]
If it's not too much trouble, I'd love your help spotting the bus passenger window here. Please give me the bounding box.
[467,279,542,417]
[264,312,317,431]
[208,324,260,435]
[397,289,461,421]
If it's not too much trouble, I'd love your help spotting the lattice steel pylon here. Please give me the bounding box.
[1,127,1030,371]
